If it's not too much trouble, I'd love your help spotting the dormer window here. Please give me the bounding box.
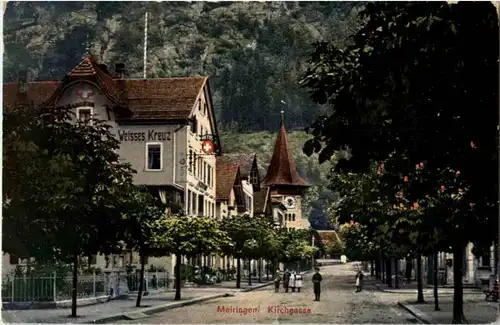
[189,117,198,134]
[77,107,93,124]
[250,169,258,185]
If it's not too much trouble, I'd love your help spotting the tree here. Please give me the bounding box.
[278,229,317,270]
[324,238,344,258]
[157,215,229,300]
[120,185,169,307]
[3,104,135,317]
[301,3,498,322]
[220,214,261,288]
[241,216,278,284]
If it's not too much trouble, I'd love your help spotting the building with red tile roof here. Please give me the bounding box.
[3,55,222,275]
[262,120,310,230]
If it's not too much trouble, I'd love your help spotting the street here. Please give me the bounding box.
[116,263,421,324]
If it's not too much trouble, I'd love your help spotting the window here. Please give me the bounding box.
[190,118,198,134]
[9,254,18,265]
[192,152,197,175]
[77,107,92,123]
[245,194,252,211]
[292,213,296,222]
[192,193,197,215]
[250,168,258,184]
[203,162,207,183]
[187,191,192,215]
[207,165,212,187]
[198,195,204,216]
[482,253,491,267]
[146,143,162,170]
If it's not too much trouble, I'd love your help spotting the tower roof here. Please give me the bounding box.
[262,121,308,187]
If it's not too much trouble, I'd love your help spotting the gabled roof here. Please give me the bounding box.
[44,55,124,107]
[215,159,240,201]
[3,81,60,111]
[3,56,210,121]
[217,153,256,177]
[317,230,343,247]
[262,121,308,187]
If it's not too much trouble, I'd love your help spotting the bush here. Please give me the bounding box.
[179,264,195,281]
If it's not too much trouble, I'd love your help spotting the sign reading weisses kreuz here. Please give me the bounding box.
[118,129,172,142]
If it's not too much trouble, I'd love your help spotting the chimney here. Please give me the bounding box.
[115,63,125,79]
[98,64,109,75]
[18,69,28,94]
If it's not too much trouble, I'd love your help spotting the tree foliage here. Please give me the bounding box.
[3,104,136,316]
[301,3,498,322]
[119,185,169,307]
[157,215,230,300]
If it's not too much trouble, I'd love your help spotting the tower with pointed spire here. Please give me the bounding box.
[262,118,310,230]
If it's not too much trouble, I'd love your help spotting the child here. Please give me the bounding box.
[355,270,364,292]
[295,272,303,292]
[290,271,297,292]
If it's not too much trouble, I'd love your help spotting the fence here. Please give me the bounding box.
[126,271,170,292]
[1,272,106,302]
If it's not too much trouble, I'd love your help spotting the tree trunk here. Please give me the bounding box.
[427,255,434,285]
[258,259,262,283]
[266,260,270,281]
[236,257,241,289]
[174,254,182,301]
[370,261,375,276]
[71,253,78,317]
[427,255,433,286]
[406,257,413,284]
[375,260,380,280]
[248,259,252,286]
[381,259,386,283]
[136,252,146,307]
[494,243,499,276]
[416,254,425,303]
[395,259,400,289]
[452,243,466,324]
[386,259,393,288]
[433,253,440,311]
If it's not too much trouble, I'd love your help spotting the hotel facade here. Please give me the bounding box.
[3,55,313,279]
[3,56,222,275]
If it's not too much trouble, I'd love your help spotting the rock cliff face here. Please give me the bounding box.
[4,1,362,132]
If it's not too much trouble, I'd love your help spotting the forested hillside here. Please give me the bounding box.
[4,1,363,228]
[4,1,362,131]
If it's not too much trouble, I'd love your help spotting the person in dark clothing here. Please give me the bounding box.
[312,267,322,301]
[274,272,281,293]
[355,270,364,292]
[283,270,291,293]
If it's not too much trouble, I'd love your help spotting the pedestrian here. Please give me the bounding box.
[290,270,297,292]
[274,272,281,293]
[295,272,303,292]
[355,270,364,292]
[283,269,291,293]
[312,267,322,301]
